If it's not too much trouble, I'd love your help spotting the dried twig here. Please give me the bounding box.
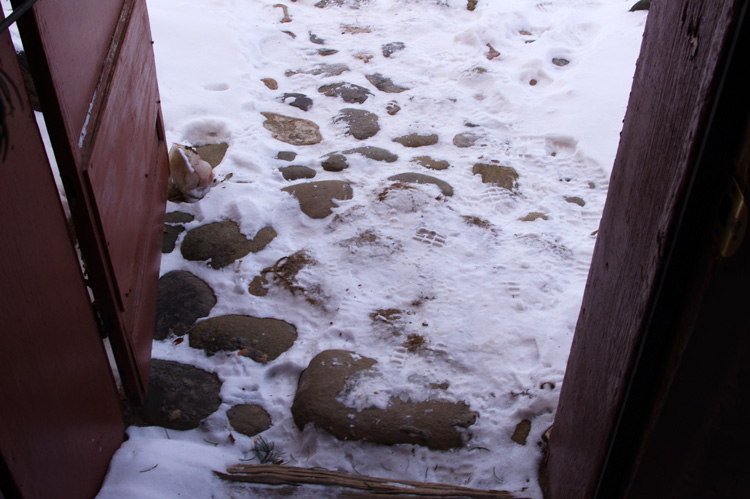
[216,463,527,498]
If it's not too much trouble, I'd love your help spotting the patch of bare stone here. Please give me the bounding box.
[292,350,478,450]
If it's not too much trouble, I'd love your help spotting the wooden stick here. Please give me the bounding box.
[216,464,529,498]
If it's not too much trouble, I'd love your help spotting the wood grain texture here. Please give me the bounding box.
[623,1,750,495]
[11,0,123,159]
[547,1,744,497]
[84,0,168,393]
[0,26,123,499]
[218,464,525,498]
[14,0,168,401]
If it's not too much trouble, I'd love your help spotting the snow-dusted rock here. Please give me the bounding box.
[193,143,228,168]
[343,146,398,163]
[322,153,349,172]
[318,82,372,104]
[366,73,409,93]
[162,225,185,254]
[188,315,297,362]
[453,132,480,148]
[134,360,222,430]
[181,221,277,269]
[472,163,519,191]
[279,165,317,180]
[154,271,216,340]
[393,133,438,148]
[261,112,322,145]
[333,108,380,140]
[276,151,297,161]
[282,93,314,112]
[292,350,478,450]
[285,63,349,78]
[227,404,272,437]
[382,41,405,58]
[281,180,353,218]
[387,172,454,197]
[411,155,450,170]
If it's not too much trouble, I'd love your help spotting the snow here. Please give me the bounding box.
[98,0,647,497]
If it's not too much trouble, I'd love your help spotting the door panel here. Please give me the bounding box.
[86,0,162,313]
[0,24,124,498]
[20,0,123,157]
[14,0,168,401]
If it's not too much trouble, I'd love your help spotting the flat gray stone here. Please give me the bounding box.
[343,146,398,163]
[382,42,405,58]
[386,101,401,115]
[280,165,317,180]
[411,156,450,171]
[318,82,371,104]
[564,196,586,207]
[322,153,349,172]
[473,163,519,191]
[181,221,277,269]
[453,132,480,148]
[393,133,439,148]
[318,48,338,56]
[282,180,354,219]
[521,212,549,222]
[291,350,478,450]
[387,172,454,197]
[194,143,229,168]
[334,109,380,140]
[248,226,278,253]
[285,63,349,78]
[154,271,216,340]
[162,225,185,254]
[511,419,532,445]
[315,0,345,6]
[164,211,195,224]
[366,73,409,93]
[282,93,313,112]
[189,315,297,362]
[261,78,278,90]
[277,151,297,161]
[552,57,570,67]
[227,404,272,437]
[262,112,322,146]
[135,359,222,430]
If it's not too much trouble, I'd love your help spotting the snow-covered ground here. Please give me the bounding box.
[97,1,646,497]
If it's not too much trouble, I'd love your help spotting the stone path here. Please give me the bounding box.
[144,0,637,490]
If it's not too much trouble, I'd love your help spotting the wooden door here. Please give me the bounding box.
[0,21,124,498]
[546,1,750,497]
[12,0,169,401]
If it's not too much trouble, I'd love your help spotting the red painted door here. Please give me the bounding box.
[13,0,169,401]
[0,20,124,498]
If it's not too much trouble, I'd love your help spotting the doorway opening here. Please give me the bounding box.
[101,1,647,498]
